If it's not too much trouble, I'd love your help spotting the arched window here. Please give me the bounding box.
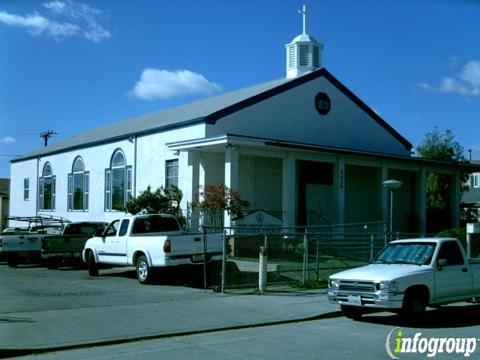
[105,149,132,211]
[68,156,89,211]
[39,162,56,211]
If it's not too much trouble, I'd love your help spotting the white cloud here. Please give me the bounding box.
[460,60,480,87]
[0,136,16,144]
[129,69,222,100]
[0,1,110,42]
[419,59,480,97]
[0,11,79,38]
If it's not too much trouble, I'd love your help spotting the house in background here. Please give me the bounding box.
[462,160,480,222]
[0,178,10,232]
[8,11,479,234]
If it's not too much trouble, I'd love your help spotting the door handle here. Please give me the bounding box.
[462,268,468,273]
[194,237,201,242]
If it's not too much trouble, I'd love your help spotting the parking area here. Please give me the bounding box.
[0,261,335,355]
[0,262,213,315]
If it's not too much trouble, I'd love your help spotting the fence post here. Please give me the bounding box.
[315,234,320,282]
[221,229,227,294]
[259,246,268,293]
[384,222,388,245]
[370,234,374,263]
[203,226,207,291]
[303,229,309,284]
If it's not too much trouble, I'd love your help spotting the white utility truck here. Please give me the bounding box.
[328,237,480,319]
[82,214,223,284]
[0,215,69,267]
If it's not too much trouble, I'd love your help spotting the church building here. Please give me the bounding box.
[9,8,474,234]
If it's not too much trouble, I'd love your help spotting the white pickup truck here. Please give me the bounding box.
[328,237,480,319]
[82,214,223,284]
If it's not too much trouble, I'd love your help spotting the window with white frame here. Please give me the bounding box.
[165,159,178,188]
[473,173,480,188]
[105,149,132,211]
[68,157,89,211]
[39,163,56,211]
[24,178,29,201]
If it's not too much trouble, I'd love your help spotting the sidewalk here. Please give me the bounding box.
[0,288,340,357]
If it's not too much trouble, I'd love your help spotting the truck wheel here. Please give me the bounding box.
[341,305,364,320]
[7,254,18,268]
[87,251,99,277]
[136,255,153,284]
[402,290,427,319]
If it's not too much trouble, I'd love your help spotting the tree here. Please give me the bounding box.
[124,185,185,226]
[416,127,466,232]
[416,127,465,162]
[194,184,250,226]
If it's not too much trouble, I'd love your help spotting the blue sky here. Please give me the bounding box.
[0,0,479,178]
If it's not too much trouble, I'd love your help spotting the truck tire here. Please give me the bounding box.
[87,251,99,276]
[401,289,427,319]
[7,254,18,268]
[341,305,364,320]
[136,255,153,284]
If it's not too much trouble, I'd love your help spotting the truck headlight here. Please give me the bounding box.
[329,279,339,290]
[377,280,399,293]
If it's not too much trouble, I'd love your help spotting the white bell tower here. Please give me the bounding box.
[285,5,324,79]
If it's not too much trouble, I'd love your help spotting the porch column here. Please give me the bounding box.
[335,157,345,224]
[224,145,239,229]
[451,169,461,228]
[419,166,427,235]
[282,153,296,228]
[179,151,202,231]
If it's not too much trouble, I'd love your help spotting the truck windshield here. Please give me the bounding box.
[374,242,436,265]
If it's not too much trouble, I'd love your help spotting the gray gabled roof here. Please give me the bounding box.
[12,67,414,162]
[12,77,290,162]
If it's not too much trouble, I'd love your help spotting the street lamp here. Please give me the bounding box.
[382,179,403,238]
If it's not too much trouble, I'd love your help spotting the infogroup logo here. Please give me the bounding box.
[385,327,478,359]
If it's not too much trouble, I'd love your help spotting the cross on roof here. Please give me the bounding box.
[298,4,307,35]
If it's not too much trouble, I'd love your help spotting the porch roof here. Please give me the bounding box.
[167,133,480,172]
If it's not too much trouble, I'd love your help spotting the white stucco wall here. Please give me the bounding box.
[207,76,410,156]
[10,159,38,220]
[238,155,282,212]
[8,123,205,223]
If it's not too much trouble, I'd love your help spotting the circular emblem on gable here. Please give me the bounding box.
[315,92,331,115]
[255,212,264,224]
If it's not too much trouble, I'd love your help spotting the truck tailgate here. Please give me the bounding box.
[168,233,222,257]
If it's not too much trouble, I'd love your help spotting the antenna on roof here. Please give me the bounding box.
[40,130,57,147]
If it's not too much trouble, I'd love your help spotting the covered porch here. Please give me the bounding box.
[168,134,467,234]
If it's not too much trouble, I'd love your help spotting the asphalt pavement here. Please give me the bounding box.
[0,264,340,358]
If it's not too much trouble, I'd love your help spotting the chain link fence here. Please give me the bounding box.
[201,221,414,292]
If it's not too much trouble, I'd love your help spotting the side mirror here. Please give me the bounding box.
[437,258,448,270]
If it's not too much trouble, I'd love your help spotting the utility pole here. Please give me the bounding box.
[40,130,57,147]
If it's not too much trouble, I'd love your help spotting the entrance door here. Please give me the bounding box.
[306,184,334,226]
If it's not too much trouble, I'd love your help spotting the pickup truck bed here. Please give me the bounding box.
[0,216,68,267]
[41,221,108,268]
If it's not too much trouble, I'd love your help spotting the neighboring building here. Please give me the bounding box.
[8,11,479,234]
[0,178,10,232]
[462,161,480,220]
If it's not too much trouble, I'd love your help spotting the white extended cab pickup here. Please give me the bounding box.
[82,214,223,284]
[328,238,480,319]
